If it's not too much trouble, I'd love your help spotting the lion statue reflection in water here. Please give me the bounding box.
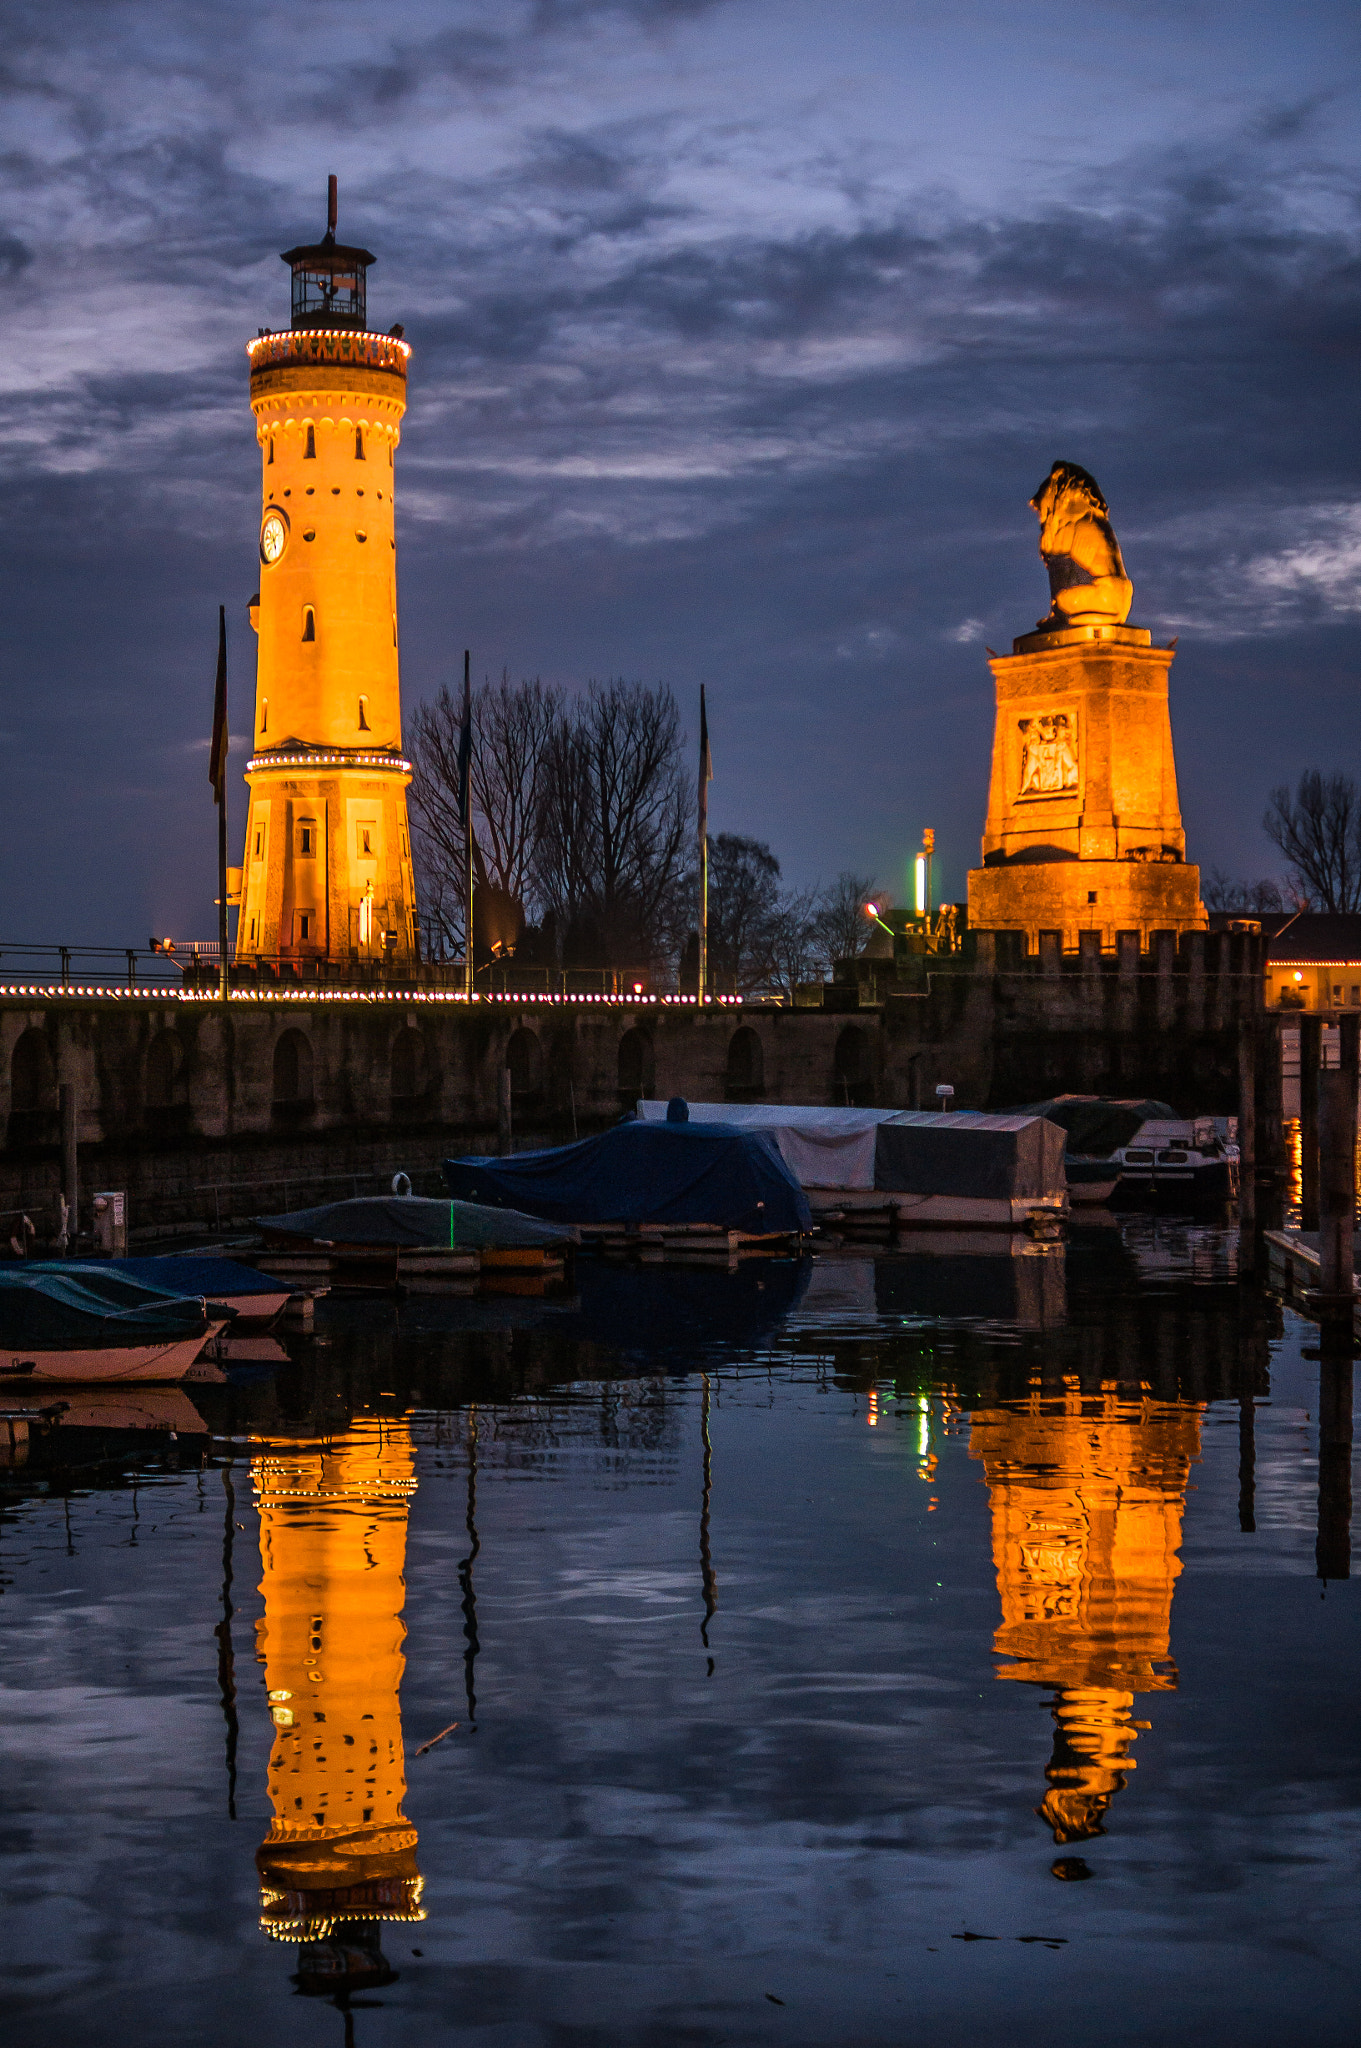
[1030,460,1133,632]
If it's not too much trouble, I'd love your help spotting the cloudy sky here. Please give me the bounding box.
[3,0,1361,942]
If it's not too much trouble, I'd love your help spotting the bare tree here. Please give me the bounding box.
[768,883,822,1001]
[536,681,690,970]
[1264,772,1361,912]
[407,682,468,958]
[811,870,884,972]
[409,672,557,956]
[707,833,782,994]
[1203,868,1288,914]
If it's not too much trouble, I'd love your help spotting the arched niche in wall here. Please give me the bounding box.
[272,1028,315,1113]
[617,1027,655,1107]
[145,1029,188,1112]
[833,1024,873,1107]
[725,1025,764,1102]
[507,1027,542,1102]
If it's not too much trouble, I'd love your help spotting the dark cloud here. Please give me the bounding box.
[2,0,1360,938]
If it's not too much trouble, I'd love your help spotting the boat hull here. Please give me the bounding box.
[0,1325,222,1384]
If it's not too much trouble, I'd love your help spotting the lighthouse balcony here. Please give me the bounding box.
[248,329,410,380]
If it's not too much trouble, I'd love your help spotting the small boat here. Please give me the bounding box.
[1108,1120,1239,1205]
[104,1255,292,1329]
[1011,1097,1237,1209]
[0,1266,227,1383]
[252,1194,577,1292]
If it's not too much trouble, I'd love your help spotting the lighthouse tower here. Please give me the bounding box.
[238,180,418,968]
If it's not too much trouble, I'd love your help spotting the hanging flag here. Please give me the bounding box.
[457,648,472,828]
[208,605,228,800]
[698,683,712,842]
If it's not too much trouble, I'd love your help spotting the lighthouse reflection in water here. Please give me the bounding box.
[970,1387,1202,1861]
[252,1420,424,1995]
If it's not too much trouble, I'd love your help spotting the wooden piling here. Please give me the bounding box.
[497,1067,513,1155]
[1315,1012,1359,1309]
[59,1081,78,1245]
[1299,1013,1321,1230]
[1237,1020,1256,1235]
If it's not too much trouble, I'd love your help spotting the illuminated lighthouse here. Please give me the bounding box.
[238,180,419,968]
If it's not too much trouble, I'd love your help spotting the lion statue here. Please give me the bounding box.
[1029,460,1133,631]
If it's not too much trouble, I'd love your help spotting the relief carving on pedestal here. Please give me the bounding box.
[1018,711,1078,798]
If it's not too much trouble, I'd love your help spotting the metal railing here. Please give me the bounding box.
[0,944,187,990]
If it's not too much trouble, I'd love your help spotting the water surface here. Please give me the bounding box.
[1,1222,1356,2046]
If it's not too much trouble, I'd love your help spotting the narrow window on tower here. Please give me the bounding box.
[358,825,373,857]
[298,912,312,942]
[305,425,316,459]
[358,695,370,731]
[260,699,267,735]
[302,607,315,642]
[250,917,258,944]
[355,428,365,460]
[254,829,262,858]
[299,822,314,857]
[267,440,274,465]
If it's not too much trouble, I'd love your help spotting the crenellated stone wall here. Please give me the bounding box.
[0,929,1273,1235]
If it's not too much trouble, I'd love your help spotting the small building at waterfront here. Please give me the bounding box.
[1248,912,1361,1010]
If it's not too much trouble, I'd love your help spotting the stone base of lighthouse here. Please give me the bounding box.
[238,751,418,966]
[966,624,1207,952]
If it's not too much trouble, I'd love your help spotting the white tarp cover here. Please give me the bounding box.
[635,1102,1065,1196]
[634,1100,897,1187]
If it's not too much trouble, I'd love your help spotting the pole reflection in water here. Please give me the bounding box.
[699,1372,717,1674]
[969,1385,1203,1864]
[252,1418,424,1999]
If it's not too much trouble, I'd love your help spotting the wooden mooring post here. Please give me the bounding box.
[1312,1012,1359,1312]
[1299,1013,1321,1230]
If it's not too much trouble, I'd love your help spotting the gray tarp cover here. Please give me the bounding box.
[1010,1096,1178,1158]
[256,1195,576,1249]
[872,1112,1068,1198]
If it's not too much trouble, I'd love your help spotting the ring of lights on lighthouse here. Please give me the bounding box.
[260,509,289,564]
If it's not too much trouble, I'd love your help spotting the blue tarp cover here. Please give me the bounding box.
[108,1256,286,1298]
[443,1122,812,1234]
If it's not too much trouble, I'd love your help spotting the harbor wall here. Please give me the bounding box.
[0,929,1272,1234]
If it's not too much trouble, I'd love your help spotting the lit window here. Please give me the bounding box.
[305,425,316,459]
[302,607,315,642]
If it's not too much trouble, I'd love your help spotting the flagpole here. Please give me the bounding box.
[211,606,229,1005]
[463,649,474,1002]
[698,685,711,1004]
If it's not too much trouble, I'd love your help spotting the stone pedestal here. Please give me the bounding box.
[967,623,1206,951]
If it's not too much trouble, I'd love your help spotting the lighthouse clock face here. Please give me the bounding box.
[260,511,288,564]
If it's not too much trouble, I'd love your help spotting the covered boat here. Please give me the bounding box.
[106,1255,292,1328]
[0,1266,226,1383]
[444,1122,811,1236]
[633,1102,1065,1229]
[255,1195,576,1250]
[1013,1096,1237,1207]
